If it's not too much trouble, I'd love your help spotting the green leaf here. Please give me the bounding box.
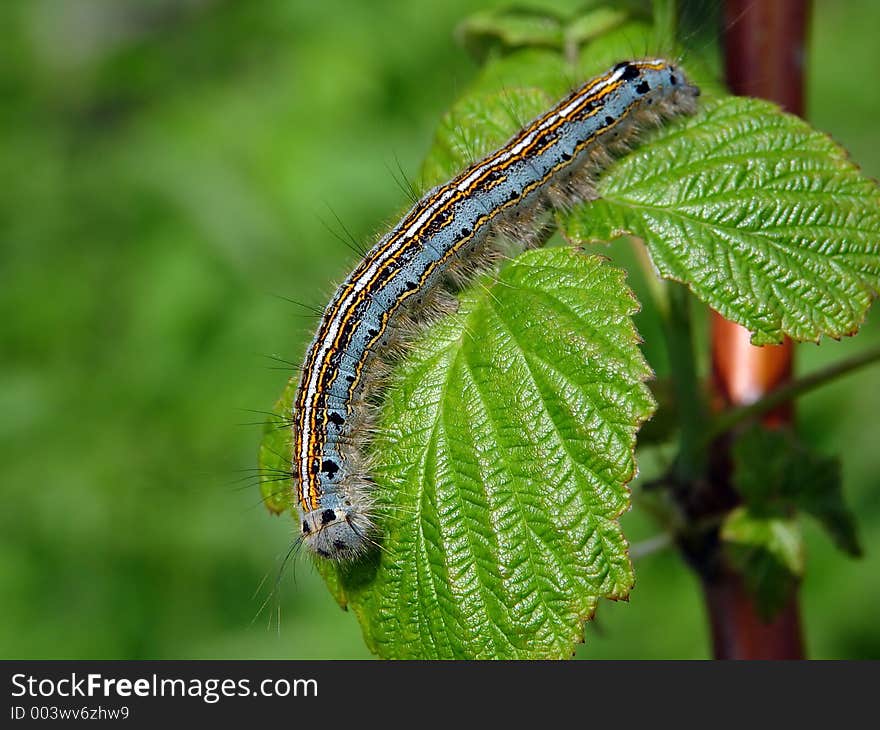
[566,5,635,48]
[309,248,654,659]
[456,2,640,64]
[721,507,804,620]
[732,425,862,557]
[258,377,296,517]
[456,6,565,62]
[561,96,880,344]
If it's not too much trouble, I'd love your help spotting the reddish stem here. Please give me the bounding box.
[722,0,809,115]
[699,0,811,659]
[703,570,805,659]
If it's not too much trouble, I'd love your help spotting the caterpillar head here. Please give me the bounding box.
[299,503,373,561]
[634,59,701,110]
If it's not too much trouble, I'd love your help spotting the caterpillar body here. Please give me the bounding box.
[293,58,699,560]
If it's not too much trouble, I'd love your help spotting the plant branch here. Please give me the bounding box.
[694,0,812,660]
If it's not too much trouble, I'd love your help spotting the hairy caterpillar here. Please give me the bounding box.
[293,59,699,559]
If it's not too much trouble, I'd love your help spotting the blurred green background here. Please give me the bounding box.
[1,0,878,659]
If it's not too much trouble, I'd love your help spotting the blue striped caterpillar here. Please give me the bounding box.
[293,59,699,559]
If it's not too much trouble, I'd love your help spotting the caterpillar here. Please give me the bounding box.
[292,58,699,560]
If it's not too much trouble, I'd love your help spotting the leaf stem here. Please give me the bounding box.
[708,343,880,441]
[630,533,673,560]
[629,238,669,318]
[662,283,708,482]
